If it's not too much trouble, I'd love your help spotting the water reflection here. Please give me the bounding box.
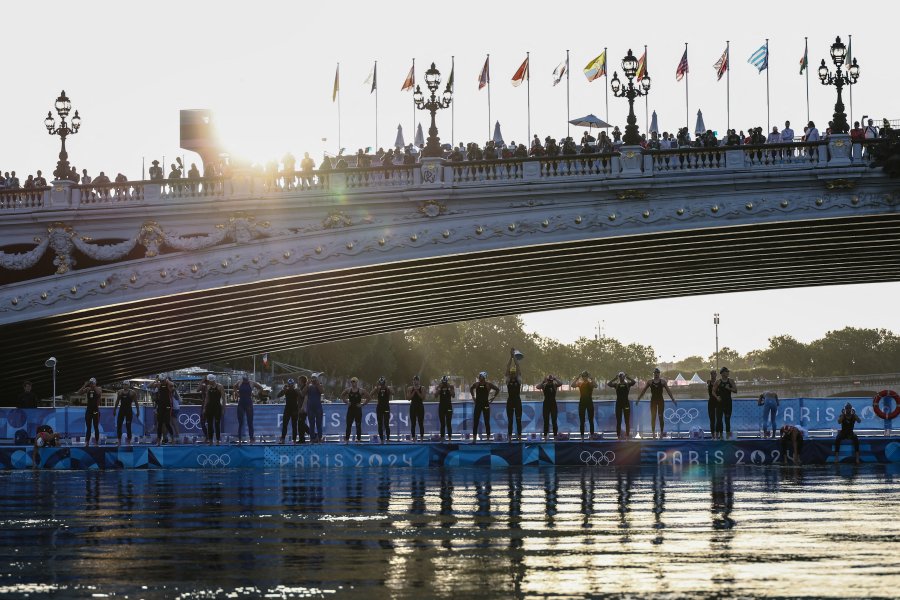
[0,466,897,599]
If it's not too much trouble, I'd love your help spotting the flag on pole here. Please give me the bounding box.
[262,353,269,368]
[713,47,729,80]
[364,63,377,93]
[748,44,768,72]
[844,36,853,71]
[478,56,490,90]
[401,63,415,91]
[552,58,567,86]
[635,50,647,80]
[446,63,454,92]
[675,49,689,81]
[511,56,529,86]
[799,45,808,74]
[583,51,607,81]
[332,64,340,101]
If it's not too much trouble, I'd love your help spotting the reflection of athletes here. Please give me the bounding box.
[341,377,370,442]
[435,376,455,441]
[76,378,102,446]
[407,375,427,441]
[636,368,677,438]
[470,372,499,443]
[536,374,563,440]
[834,402,861,464]
[114,383,137,445]
[607,372,636,440]
[572,371,597,440]
[780,424,806,465]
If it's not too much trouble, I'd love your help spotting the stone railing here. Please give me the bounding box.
[0,135,877,213]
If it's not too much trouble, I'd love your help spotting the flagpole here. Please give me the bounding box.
[566,49,570,138]
[805,37,810,125]
[604,47,609,135]
[684,42,689,133]
[848,34,853,128]
[411,57,416,147]
[451,55,455,147]
[726,41,731,132]
[644,44,649,135]
[337,62,342,152]
[375,60,379,151]
[765,38,771,133]
[525,52,531,144]
[487,53,491,141]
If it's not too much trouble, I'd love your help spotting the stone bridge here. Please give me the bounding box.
[1,137,898,394]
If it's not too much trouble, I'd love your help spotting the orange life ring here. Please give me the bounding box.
[873,390,900,420]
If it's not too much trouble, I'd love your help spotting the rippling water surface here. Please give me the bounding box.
[0,465,897,599]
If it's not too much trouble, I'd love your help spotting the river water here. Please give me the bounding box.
[0,466,897,599]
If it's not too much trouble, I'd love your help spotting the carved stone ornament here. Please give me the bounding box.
[616,189,648,201]
[824,178,856,190]
[138,221,165,258]
[418,200,447,218]
[48,222,76,274]
[323,211,352,229]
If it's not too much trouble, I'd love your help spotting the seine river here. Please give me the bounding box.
[1,466,897,599]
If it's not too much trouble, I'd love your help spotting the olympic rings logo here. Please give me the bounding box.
[664,408,700,424]
[196,453,231,467]
[179,413,202,429]
[579,450,616,466]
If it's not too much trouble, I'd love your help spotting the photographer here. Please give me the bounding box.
[834,402,862,464]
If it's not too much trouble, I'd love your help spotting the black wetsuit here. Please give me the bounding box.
[472,381,494,438]
[716,379,734,436]
[85,388,101,443]
[437,384,454,439]
[115,390,135,441]
[506,379,523,439]
[279,387,301,443]
[205,385,223,442]
[611,380,635,438]
[376,387,391,442]
[707,379,718,437]
[835,411,861,455]
[409,385,426,439]
[346,389,364,441]
[541,381,560,437]
[577,381,595,437]
[649,380,666,435]
[156,383,174,442]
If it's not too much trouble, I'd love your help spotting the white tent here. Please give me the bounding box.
[674,373,689,386]
[689,372,705,384]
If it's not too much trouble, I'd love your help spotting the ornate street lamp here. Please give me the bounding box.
[414,62,452,158]
[44,90,81,180]
[610,49,651,146]
[818,36,859,134]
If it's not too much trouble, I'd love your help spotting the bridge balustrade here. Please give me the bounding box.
[76,181,144,205]
[539,153,618,177]
[0,187,48,210]
[344,164,416,189]
[450,158,525,182]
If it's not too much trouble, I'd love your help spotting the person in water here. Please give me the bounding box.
[341,377,370,442]
[536,374,563,440]
[76,378,102,446]
[113,382,137,445]
[506,350,524,441]
[572,371,597,440]
[233,375,263,443]
[470,372,499,443]
[435,375,455,441]
[607,371,636,440]
[371,376,394,443]
[407,375,427,442]
[636,368,677,438]
[203,374,225,445]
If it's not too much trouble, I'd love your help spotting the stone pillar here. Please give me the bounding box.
[418,158,443,186]
[522,160,541,180]
[619,145,644,175]
[827,133,852,166]
[48,179,74,208]
[725,149,746,170]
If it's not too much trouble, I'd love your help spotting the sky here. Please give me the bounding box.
[3,0,899,359]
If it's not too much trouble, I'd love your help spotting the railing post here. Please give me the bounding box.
[144,183,162,202]
[725,149,746,170]
[418,158,444,186]
[48,180,74,208]
[827,133,851,166]
[619,145,644,175]
[522,160,541,180]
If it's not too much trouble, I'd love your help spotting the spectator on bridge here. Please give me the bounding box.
[647,131,661,150]
[233,375,263,444]
[23,175,35,190]
[880,118,893,137]
[34,171,47,187]
[562,137,578,155]
[580,131,596,146]
[850,121,865,142]
[6,171,19,188]
[536,374,562,441]
[68,166,79,182]
[530,134,544,156]
[758,390,779,438]
[470,372,499,443]
[81,169,92,185]
[608,372,636,440]
[864,118,879,139]
[545,137,561,157]
[725,129,741,146]
[513,143,528,158]
[149,159,164,181]
[766,126,781,144]
[598,131,614,152]
[611,126,622,144]
[187,163,200,193]
[803,121,820,142]
[782,121,795,142]
[448,145,464,162]
[834,402,861,463]
[168,163,181,180]
[281,152,296,190]
[340,377,369,443]
[637,368,677,439]
[300,152,316,188]
[93,171,110,185]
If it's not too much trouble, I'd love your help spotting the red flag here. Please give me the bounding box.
[478,56,490,90]
[713,47,729,81]
[262,353,269,367]
[511,56,529,87]
[675,49,689,81]
[401,63,415,91]
[636,50,647,80]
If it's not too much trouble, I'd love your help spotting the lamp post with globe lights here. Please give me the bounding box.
[414,63,452,158]
[610,49,651,146]
[44,90,81,180]
[818,36,859,134]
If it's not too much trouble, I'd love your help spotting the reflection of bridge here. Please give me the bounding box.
[1,136,898,393]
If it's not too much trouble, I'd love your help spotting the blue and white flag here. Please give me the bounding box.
[748,43,768,72]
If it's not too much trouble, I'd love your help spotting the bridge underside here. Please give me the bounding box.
[4,213,900,395]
